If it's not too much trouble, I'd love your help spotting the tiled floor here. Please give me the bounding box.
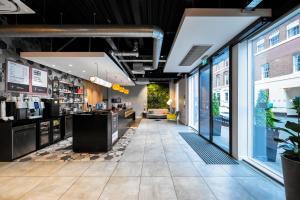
[0,119,285,200]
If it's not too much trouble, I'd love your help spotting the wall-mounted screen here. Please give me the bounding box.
[31,68,48,93]
[6,60,30,92]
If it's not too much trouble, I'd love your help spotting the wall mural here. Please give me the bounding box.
[147,83,169,109]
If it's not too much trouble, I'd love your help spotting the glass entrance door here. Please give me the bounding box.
[199,65,210,139]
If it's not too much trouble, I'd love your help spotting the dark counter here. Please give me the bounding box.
[73,112,118,152]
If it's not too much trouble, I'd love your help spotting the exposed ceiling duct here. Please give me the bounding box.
[119,59,167,63]
[0,0,34,14]
[112,52,139,57]
[0,25,164,70]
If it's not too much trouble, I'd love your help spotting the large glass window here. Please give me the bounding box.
[212,48,230,152]
[199,66,210,139]
[188,72,199,130]
[249,12,300,175]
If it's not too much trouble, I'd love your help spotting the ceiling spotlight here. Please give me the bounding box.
[52,64,55,67]
[68,64,73,67]
[82,70,86,73]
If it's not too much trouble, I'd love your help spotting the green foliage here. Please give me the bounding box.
[254,90,275,128]
[147,83,169,109]
[275,97,300,161]
[212,93,220,117]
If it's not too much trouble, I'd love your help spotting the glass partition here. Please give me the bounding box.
[199,65,210,139]
[212,48,230,152]
[188,72,199,130]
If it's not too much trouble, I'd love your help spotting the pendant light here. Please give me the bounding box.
[90,63,112,88]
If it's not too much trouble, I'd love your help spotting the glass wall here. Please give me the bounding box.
[188,72,199,130]
[249,11,300,174]
[199,66,210,139]
[212,48,230,152]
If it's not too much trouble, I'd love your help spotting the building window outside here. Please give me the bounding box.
[262,63,270,79]
[225,92,229,102]
[256,39,265,53]
[216,75,220,87]
[293,53,300,72]
[224,72,229,86]
[287,20,300,38]
[269,31,280,46]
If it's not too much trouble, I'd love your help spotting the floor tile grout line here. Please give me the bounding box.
[161,130,179,200]
[137,130,146,200]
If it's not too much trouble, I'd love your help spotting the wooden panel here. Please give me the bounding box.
[83,80,104,110]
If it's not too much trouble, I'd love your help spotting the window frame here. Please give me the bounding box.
[293,53,300,72]
[256,39,265,53]
[287,20,300,38]
[268,31,280,46]
[261,63,270,79]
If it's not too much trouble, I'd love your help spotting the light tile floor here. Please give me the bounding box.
[0,119,285,200]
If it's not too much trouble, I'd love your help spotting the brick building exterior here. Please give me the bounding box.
[253,14,300,115]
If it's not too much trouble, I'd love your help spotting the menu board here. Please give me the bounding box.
[31,68,48,93]
[6,60,30,92]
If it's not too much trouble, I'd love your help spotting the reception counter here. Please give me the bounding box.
[73,108,135,153]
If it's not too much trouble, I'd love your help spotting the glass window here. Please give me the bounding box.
[224,72,229,86]
[188,72,199,130]
[257,39,265,52]
[262,63,270,79]
[293,53,300,72]
[249,12,300,176]
[212,48,230,152]
[269,31,280,46]
[287,20,299,38]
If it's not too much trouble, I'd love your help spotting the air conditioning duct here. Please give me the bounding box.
[0,0,34,14]
[0,25,163,70]
[179,45,211,66]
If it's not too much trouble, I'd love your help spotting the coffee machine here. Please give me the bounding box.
[27,97,44,119]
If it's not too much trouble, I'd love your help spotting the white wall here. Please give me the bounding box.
[178,76,188,125]
[108,85,147,118]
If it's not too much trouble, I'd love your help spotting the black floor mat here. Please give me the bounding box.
[179,132,238,165]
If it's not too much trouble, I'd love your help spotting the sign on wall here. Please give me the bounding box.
[31,68,48,93]
[6,60,30,92]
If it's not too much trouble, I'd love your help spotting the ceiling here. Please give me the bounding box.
[20,52,135,86]
[164,8,271,73]
[1,0,299,81]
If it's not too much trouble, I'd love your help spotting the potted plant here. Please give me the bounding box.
[274,97,300,200]
[212,93,222,136]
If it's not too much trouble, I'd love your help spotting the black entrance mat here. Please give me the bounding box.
[179,132,238,165]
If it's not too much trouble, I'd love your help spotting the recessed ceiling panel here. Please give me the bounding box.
[20,52,134,86]
[164,8,271,73]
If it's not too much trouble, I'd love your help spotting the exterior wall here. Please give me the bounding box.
[253,13,300,115]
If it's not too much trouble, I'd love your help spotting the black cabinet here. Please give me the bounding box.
[73,112,115,152]
[12,124,36,159]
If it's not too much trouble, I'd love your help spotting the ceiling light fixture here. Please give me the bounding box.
[68,64,73,67]
[82,70,86,73]
[245,0,263,11]
[52,64,55,67]
[90,63,112,88]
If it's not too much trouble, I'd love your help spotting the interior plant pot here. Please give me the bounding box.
[213,116,222,136]
[282,155,300,200]
[266,128,279,162]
